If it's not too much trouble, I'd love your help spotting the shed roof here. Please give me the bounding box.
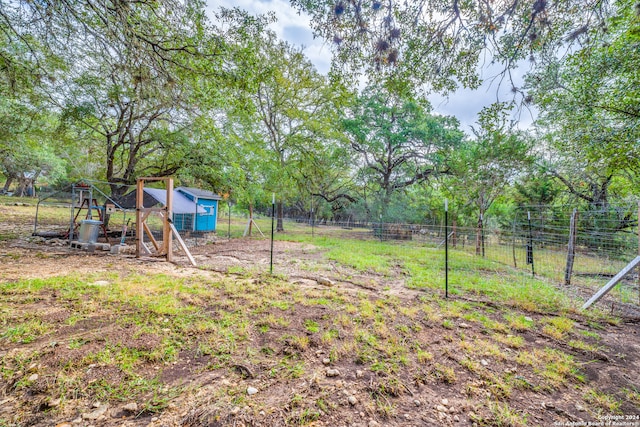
[116,188,206,214]
[177,187,222,200]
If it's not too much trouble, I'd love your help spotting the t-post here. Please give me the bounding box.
[527,211,535,277]
[270,193,275,274]
[445,199,449,299]
[228,201,232,239]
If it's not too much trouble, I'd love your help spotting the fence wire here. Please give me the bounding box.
[248,204,640,316]
[25,188,640,315]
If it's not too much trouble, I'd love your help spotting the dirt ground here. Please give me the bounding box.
[1,212,640,427]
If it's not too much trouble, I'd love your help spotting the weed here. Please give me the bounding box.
[567,339,602,353]
[579,329,600,340]
[459,357,481,374]
[493,334,525,349]
[622,387,640,405]
[373,396,396,418]
[321,328,339,345]
[584,388,621,413]
[416,349,433,364]
[542,316,574,339]
[1,318,50,343]
[477,400,528,427]
[432,363,456,384]
[504,314,534,331]
[303,319,319,334]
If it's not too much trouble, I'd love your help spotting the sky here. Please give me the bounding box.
[205,0,537,133]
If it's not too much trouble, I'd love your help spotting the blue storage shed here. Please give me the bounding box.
[176,187,222,233]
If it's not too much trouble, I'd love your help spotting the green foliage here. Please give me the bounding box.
[342,85,463,219]
[445,102,533,225]
[290,0,609,93]
[527,0,640,206]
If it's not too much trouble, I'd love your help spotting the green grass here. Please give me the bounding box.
[584,388,622,413]
[1,318,51,343]
[279,233,580,315]
[0,212,633,424]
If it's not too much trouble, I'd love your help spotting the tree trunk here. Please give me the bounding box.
[276,201,284,232]
[2,177,13,193]
[475,215,483,256]
[248,203,253,237]
[15,177,27,197]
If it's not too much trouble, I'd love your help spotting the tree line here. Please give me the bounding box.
[0,0,638,230]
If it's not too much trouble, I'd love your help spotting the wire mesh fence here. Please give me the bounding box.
[231,202,640,315]
[24,182,640,315]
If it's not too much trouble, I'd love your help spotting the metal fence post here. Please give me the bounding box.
[527,211,535,277]
[270,193,275,274]
[445,199,449,299]
[564,208,578,285]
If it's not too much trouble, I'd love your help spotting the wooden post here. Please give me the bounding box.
[564,209,578,285]
[136,177,175,264]
[135,179,143,258]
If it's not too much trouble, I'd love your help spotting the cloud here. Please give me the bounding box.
[205,0,537,129]
[207,0,332,74]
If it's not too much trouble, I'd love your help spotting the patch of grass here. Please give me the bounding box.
[486,375,512,400]
[475,339,507,361]
[374,396,396,418]
[579,329,600,340]
[432,363,456,384]
[67,338,87,349]
[0,232,18,241]
[422,303,442,323]
[320,328,339,345]
[1,318,51,343]
[475,400,528,427]
[295,408,321,425]
[281,334,309,352]
[303,319,320,334]
[542,316,574,339]
[584,388,622,413]
[516,347,582,390]
[622,386,640,405]
[285,362,305,379]
[325,240,393,274]
[493,333,525,349]
[416,349,433,364]
[459,357,481,374]
[567,339,602,353]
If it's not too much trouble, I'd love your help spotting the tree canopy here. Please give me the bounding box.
[0,0,637,237]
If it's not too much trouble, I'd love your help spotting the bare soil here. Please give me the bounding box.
[0,209,639,427]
